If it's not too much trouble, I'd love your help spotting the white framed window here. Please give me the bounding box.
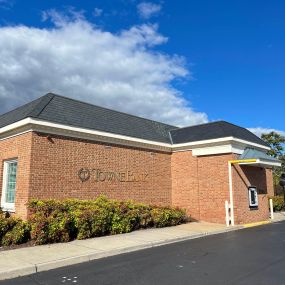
[248,186,258,208]
[1,160,18,212]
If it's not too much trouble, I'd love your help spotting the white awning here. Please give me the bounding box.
[237,148,281,168]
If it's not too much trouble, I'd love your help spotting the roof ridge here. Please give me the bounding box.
[48,93,178,129]
[28,93,55,118]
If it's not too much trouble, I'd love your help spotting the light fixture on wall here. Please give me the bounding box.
[46,135,54,144]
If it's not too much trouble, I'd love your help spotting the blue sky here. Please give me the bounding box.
[0,0,284,135]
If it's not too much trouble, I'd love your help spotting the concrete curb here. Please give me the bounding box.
[0,225,245,281]
[0,266,37,281]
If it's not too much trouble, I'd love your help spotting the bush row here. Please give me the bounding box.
[0,197,187,246]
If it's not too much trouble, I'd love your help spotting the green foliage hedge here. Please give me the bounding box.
[0,211,30,246]
[270,196,285,212]
[0,197,187,247]
[28,197,187,244]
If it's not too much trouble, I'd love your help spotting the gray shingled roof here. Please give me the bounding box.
[0,93,177,143]
[0,93,268,147]
[170,121,269,147]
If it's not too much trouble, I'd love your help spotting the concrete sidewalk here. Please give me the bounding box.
[0,221,242,280]
[272,211,285,222]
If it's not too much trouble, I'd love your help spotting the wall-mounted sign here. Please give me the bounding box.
[78,168,148,183]
[78,168,91,182]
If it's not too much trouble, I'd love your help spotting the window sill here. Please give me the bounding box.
[249,206,258,211]
[0,207,15,213]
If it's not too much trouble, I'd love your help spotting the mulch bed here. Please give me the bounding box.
[0,240,36,252]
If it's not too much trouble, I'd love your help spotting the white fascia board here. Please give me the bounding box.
[230,138,270,151]
[0,118,32,134]
[0,118,172,151]
[28,118,172,147]
[191,144,244,156]
[239,159,281,168]
[172,137,269,151]
[0,118,270,153]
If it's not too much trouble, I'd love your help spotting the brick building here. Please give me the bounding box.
[0,93,280,225]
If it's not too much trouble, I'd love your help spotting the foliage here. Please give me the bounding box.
[0,197,187,247]
[28,196,187,245]
[261,132,285,188]
[270,196,285,212]
[2,220,30,246]
[0,210,30,246]
[29,202,77,245]
[261,132,285,158]
[150,207,186,228]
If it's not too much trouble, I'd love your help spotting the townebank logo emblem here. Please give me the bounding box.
[78,168,148,183]
[78,168,91,182]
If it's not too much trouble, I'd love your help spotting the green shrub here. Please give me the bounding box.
[29,214,49,245]
[270,196,285,212]
[0,210,30,246]
[27,196,188,245]
[111,202,141,234]
[30,206,76,245]
[2,220,30,246]
[74,206,113,239]
[150,207,186,228]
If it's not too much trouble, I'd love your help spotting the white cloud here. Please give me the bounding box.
[93,8,103,18]
[0,10,208,126]
[248,127,285,138]
[137,2,161,19]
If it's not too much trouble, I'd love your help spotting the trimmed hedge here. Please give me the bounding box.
[270,196,285,212]
[28,196,187,245]
[0,197,187,247]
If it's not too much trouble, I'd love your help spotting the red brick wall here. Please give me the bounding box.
[196,153,233,223]
[0,132,33,219]
[171,151,200,220]
[0,131,274,224]
[28,132,172,208]
[172,152,233,223]
[232,164,274,224]
[172,151,273,224]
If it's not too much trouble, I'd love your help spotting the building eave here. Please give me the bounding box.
[0,118,270,153]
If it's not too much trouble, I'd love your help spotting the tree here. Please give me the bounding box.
[261,132,285,195]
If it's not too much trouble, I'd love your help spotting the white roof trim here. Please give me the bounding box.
[0,118,270,152]
[29,118,172,147]
[239,159,281,168]
[172,137,270,151]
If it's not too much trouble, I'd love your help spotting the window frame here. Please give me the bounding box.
[248,186,258,208]
[1,159,18,212]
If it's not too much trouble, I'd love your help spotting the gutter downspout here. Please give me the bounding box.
[227,159,257,226]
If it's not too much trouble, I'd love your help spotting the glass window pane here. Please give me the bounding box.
[5,161,18,203]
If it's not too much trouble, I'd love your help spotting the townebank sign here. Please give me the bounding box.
[78,168,148,183]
